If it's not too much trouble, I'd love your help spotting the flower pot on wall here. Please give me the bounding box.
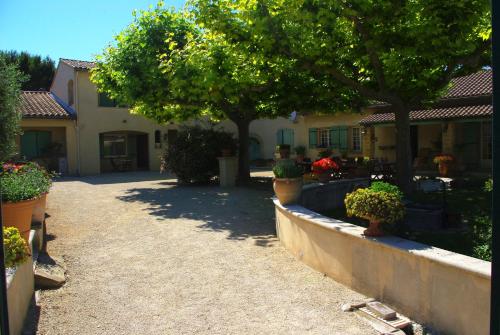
[364,219,384,237]
[32,193,48,225]
[273,177,303,205]
[2,198,37,242]
[438,162,450,177]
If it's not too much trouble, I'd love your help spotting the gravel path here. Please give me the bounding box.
[34,172,375,335]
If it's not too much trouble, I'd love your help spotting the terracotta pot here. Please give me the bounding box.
[438,162,450,177]
[364,220,384,237]
[32,193,48,225]
[2,198,37,243]
[273,177,303,205]
[317,172,331,183]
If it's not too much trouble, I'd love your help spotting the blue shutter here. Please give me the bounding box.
[339,127,348,151]
[21,132,38,159]
[276,129,283,145]
[285,129,294,147]
[309,128,317,148]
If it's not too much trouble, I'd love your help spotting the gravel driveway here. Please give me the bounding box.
[33,172,375,335]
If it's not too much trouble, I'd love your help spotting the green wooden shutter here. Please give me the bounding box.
[276,129,283,145]
[330,127,340,149]
[21,132,38,159]
[37,131,51,156]
[339,127,348,151]
[284,129,294,147]
[309,128,317,148]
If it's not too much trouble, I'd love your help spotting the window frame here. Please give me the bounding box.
[102,134,128,158]
[98,92,118,108]
[351,127,362,152]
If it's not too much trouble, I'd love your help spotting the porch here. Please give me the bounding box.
[99,131,150,173]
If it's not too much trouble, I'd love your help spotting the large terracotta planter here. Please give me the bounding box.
[438,162,450,177]
[273,177,303,205]
[32,193,48,225]
[364,219,384,237]
[2,198,37,242]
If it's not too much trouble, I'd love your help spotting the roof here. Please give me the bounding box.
[442,70,492,99]
[20,91,75,120]
[360,104,492,125]
[60,58,95,71]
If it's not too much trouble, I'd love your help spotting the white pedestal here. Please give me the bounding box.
[218,157,238,187]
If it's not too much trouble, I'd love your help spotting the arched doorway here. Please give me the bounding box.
[249,136,261,162]
[99,131,149,172]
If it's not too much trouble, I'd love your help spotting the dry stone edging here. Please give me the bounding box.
[34,253,66,289]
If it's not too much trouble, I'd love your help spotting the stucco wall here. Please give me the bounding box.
[75,71,172,175]
[275,202,491,335]
[19,119,78,175]
[373,125,396,161]
[50,62,75,106]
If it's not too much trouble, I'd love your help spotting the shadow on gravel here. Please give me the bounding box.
[117,181,277,247]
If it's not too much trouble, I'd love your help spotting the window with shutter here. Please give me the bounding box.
[276,128,294,146]
[309,128,317,148]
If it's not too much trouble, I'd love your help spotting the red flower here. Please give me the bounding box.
[312,158,339,174]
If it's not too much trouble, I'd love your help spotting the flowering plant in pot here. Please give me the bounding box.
[1,162,52,242]
[312,158,339,183]
[345,183,405,237]
[273,160,303,205]
[433,154,454,177]
[4,227,30,268]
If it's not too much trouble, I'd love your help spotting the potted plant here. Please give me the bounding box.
[273,160,303,205]
[311,157,339,183]
[345,185,405,237]
[30,164,54,225]
[433,154,454,177]
[4,227,30,268]
[294,146,306,162]
[1,162,48,242]
[277,144,291,159]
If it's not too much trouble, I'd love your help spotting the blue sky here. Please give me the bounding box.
[0,0,185,63]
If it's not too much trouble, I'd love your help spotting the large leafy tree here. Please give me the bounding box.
[0,57,25,161]
[92,3,355,180]
[199,0,491,193]
[0,51,55,91]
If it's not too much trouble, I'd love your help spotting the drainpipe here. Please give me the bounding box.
[74,71,81,176]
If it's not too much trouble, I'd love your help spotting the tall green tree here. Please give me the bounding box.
[0,51,55,91]
[92,3,355,180]
[198,0,491,193]
[0,57,25,161]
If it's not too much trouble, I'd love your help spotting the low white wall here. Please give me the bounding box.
[275,201,491,335]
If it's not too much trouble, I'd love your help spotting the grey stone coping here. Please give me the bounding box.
[274,199,491,279]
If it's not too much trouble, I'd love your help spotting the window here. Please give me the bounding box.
[154,130,162,148]
[98,92,118,107]
[482,121,492,160]
[308,127,348,150]
[351,127,362,152]
[67,80,74,106]
[276,128,294,147]
[318,128,330,148]
[102,134,127,157]
[21,131,52,159]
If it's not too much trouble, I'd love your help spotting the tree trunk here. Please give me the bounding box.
[235,119,251,183]
[394,104,413,195]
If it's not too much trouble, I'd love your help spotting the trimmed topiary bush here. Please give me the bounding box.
[273,160,303,179]
[345,188,405,225]
[4,227,30,268]
[161,126,237,183]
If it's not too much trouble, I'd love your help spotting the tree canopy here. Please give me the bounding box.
[0,51,55,91]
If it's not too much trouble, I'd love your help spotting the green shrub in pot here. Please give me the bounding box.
[273,160,303,205]
[345,188,405,236]
[273,162,303,179]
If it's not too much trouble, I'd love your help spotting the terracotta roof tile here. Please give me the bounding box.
[20,91,75,119]
[60,58,95,71]
[360,105,492,125]
[443,70,492,99]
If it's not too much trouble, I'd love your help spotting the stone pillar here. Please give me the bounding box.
[218,157,238,187]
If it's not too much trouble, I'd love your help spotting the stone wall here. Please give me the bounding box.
[275,201,491,335]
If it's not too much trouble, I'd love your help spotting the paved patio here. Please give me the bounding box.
[33,172,375,334]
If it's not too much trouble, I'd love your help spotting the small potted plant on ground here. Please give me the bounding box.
[1,162,49,242]
[277,144,291,159]
[345,182,405,237]
[273,160,303,205]
[312,157,339,183]
[433,154,454,177]
[4,227,30,268]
